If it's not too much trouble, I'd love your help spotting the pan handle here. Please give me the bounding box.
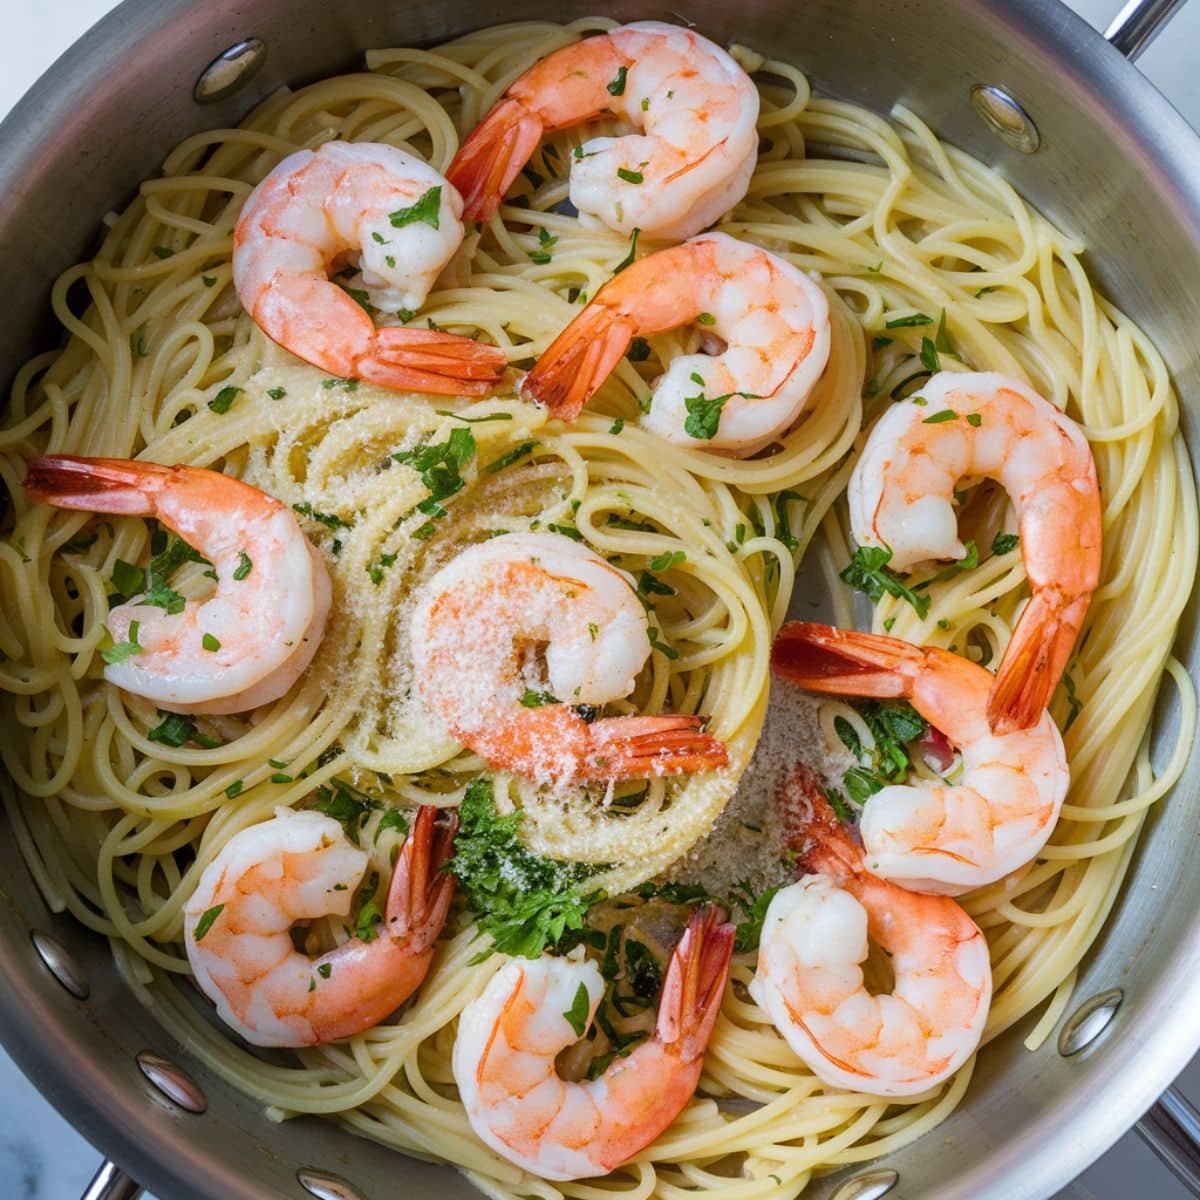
[80,1159,144,1200]
[1136,1086,1200,1195]
[1104,0,1188,59]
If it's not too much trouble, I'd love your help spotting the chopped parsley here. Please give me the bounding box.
[606,66,628,96]
[207,385,241,414]
[884,312,933,329]
[613,228,640,273]
[224,780,243,799]
[201,274,218,287]
[1062,663,1084,732]
[232,550,252,581]
[101,620,143,665]
[449,778,596,960]
[520,688,560,707]
[193,904,224,941]
[840,545,930,619]
[731,881,782,953]
[696,312,716,325]
[649,550,685,572]
[563,982,591,1037]
[992,531,1020,556]
[616,167,643,185]
[147,711,220,749]
[293,501,351,531]
[267,386,287,400]
[314,779,383,845]
[922,408,958,424]
[392,426,476,519]
[389,185,442,230]
[201,632,220,652]
[484,440,539,474]
[367,552,398,585]
[919,337,940,373]
[834,700,930,805]
[528,226,557,264]
[682,373,758,440]
[152,245,174,260]
[626,336,651,362]
[609,417,624,435]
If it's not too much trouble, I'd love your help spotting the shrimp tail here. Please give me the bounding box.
[521,303,638,420]
[771,621,923,698]
[775,764,860,880]
[987,590,1087,734]
[362,328,507,397]
[656,904,734,1061]
[590,714,729,778]
[447,98,546,223]
[385,804,459,952]
[22,454,169,514]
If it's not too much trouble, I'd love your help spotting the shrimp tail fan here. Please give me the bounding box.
[771,622,922,699]
[363,328,507,397]
[385,805,460,953]
[22,455,171,514]
[591,713,729,778]
[987,590,1087,734]
[447,98,545,222]
[521,303,639,420]
[656,904,735,1061]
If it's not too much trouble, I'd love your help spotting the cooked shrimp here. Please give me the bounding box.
[23,455,331,715]
[522,232,831,456]
[454,904,733,1180]
[184,805,457,1047]
[447,21,759,240]
[848,371,1101,733]
[409,532,728,784]
[772,622,1068,895]
[233,141,506,395]
[750,767,991,1097]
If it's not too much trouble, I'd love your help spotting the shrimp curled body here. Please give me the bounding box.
[454,905,734,1180]
[184,805,457,1047]
[848,371,1101,732]
[22,455,331,714]
[447,21,759,240]
[772,622,1068,895]
[750,770,992,1097]
[410,532,728,783]
[522,232,831,456]
[233,141,506,395]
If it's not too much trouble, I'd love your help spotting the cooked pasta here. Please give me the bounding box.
[0,16,1194,1199]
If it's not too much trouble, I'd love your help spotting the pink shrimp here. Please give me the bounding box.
[447,22,759,240]
[233,141,506,395]
[521,232,830,456]
[23,455,330,714]
[453,905,734,1179]
[184,804,457,1047]
[750,767,992,1097]
[409,532,728,784]
[848,371,1101,732]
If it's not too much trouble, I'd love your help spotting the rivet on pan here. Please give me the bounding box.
[194,38,267,105]
[297,1169,366,1200]
[31,930,90,1000]
[1058,987,1123,1056]
[830,1168,899,1200]
[969,85,1041,154]
[136,1051,207,1113]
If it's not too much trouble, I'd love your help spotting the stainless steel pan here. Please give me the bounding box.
[2,1,1200,1197]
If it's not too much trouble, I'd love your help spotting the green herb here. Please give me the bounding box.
[520,688,559,707]
[225,780,243,799]
[484,440,538,473]
[449,778,596,960]
[638,571,674,597]
[266,386,287,400]
[935,308,953,354]
[607,66,628,95]
[883,616,895,632]
[528,226,558,265]
[193,904,224,941]
[937,618,951,630]
[614,228,640,273]
[396,307,416,322]
[873,335,893,348]
[367,551,397,585]
[608,416,624,435]
[975,285,998,298]
[355,896,384,943]
[914,539,979,589]
[626,336,651,362]
[616,167,643,184]
[315,779,383,845]
[232,550,252,581]
[648,628,678,660]
[110,559,145,599]
[152,245,174,260]
[389,185,442,229]
[919,337,940,373]
[307,977,316,992]
[696,311,716,326]
[839,545,930,619]
[317,963,332,979]
[321,376,359,390]
[292,501,351,531]
[825,786,852,821]
[884,312,933,329]
[393,426,476,518]
[649,550,685,572]
[435,409,513,424]
[208,386,241,414]
[624,938,662,998]
[201,274,218,287]
[563,982,591,1037]
[834,715,862,758]
[377,808,408,837]
[731,882,782,953]
[547,522,583,542]
[101,619,143,665]
[202,632,220,652]
[774,490,809,553]
[965,412,983,427]
[1062,664,1083,732]
[922,408,958,424]
[684,385,728,440]
[131,326,149,357]
[148,711,206,748]
[992,532,1020,556]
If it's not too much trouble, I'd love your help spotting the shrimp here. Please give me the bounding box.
[453,904,734,1180]
[409,532,728,784]
[749,767,991,1097]
[772,622,1068,895]
[184,804,457,1047]
[848,371,1101,733]
[522,233,831,456]
[23,455,331,715]
[233,141,506,395]
[447,21,759,240]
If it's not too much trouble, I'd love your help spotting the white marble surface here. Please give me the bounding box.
[3,0,1200,1197]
